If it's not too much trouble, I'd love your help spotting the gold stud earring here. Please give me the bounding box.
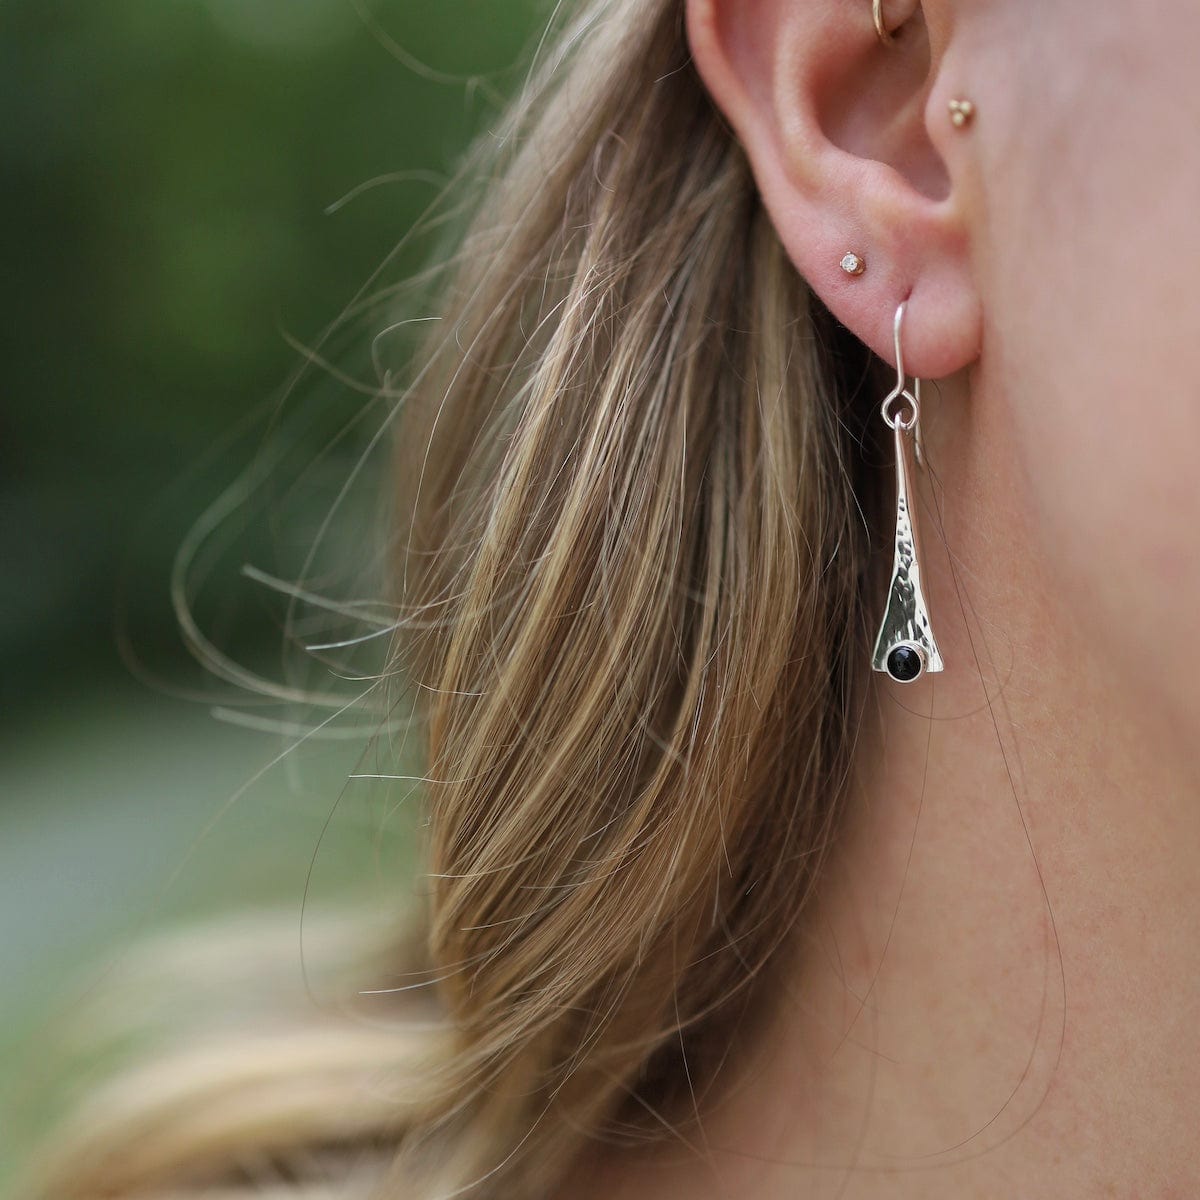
[840,252,866,276]
[948,98,976,128]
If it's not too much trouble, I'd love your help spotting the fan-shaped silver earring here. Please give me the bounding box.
[871,302,944,683]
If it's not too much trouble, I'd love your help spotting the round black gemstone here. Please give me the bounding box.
[886,645,923,683]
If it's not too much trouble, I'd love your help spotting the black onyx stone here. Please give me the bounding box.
[886,645,923,683]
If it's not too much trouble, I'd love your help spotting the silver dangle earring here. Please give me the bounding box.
[871,302,944,683]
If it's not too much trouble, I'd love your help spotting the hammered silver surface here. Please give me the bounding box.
[872,421,944,676]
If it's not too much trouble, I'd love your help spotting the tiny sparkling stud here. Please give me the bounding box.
[840,252,866,276]
[948,98,975,128]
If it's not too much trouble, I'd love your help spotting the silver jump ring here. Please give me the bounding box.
[882,388,919,430]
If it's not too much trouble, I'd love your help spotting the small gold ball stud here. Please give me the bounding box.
[948,98,975,128]
[840,252,866,276]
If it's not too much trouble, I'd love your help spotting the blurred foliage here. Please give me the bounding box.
[0,0,551,1180]
[0,0,545,717]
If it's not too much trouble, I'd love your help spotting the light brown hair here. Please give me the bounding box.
[28,0,886,1195]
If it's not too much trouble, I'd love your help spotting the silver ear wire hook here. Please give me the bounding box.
[881,301,926,469]
[914,377,925,470]
[893,299,908,389]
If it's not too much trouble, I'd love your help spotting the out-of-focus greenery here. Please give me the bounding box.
[1,0,543,711]
[1,0,547,1181]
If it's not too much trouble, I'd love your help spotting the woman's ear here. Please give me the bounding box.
[686,0,981,378]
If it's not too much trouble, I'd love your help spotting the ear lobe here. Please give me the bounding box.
[686,0,982,380]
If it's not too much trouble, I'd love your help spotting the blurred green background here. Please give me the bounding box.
[1,0,544,1178]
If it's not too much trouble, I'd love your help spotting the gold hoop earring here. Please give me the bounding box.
[872,0,894,45]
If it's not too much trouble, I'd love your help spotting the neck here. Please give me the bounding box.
[573,369,1200,1199]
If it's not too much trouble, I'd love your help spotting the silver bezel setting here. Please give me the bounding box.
[884,640,928,684]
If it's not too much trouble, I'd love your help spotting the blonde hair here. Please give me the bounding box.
[28,0,885,1195]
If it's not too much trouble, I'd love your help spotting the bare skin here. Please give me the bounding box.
[569,0,1200,1194]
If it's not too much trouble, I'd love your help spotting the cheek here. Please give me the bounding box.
[974,0,1200,732]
